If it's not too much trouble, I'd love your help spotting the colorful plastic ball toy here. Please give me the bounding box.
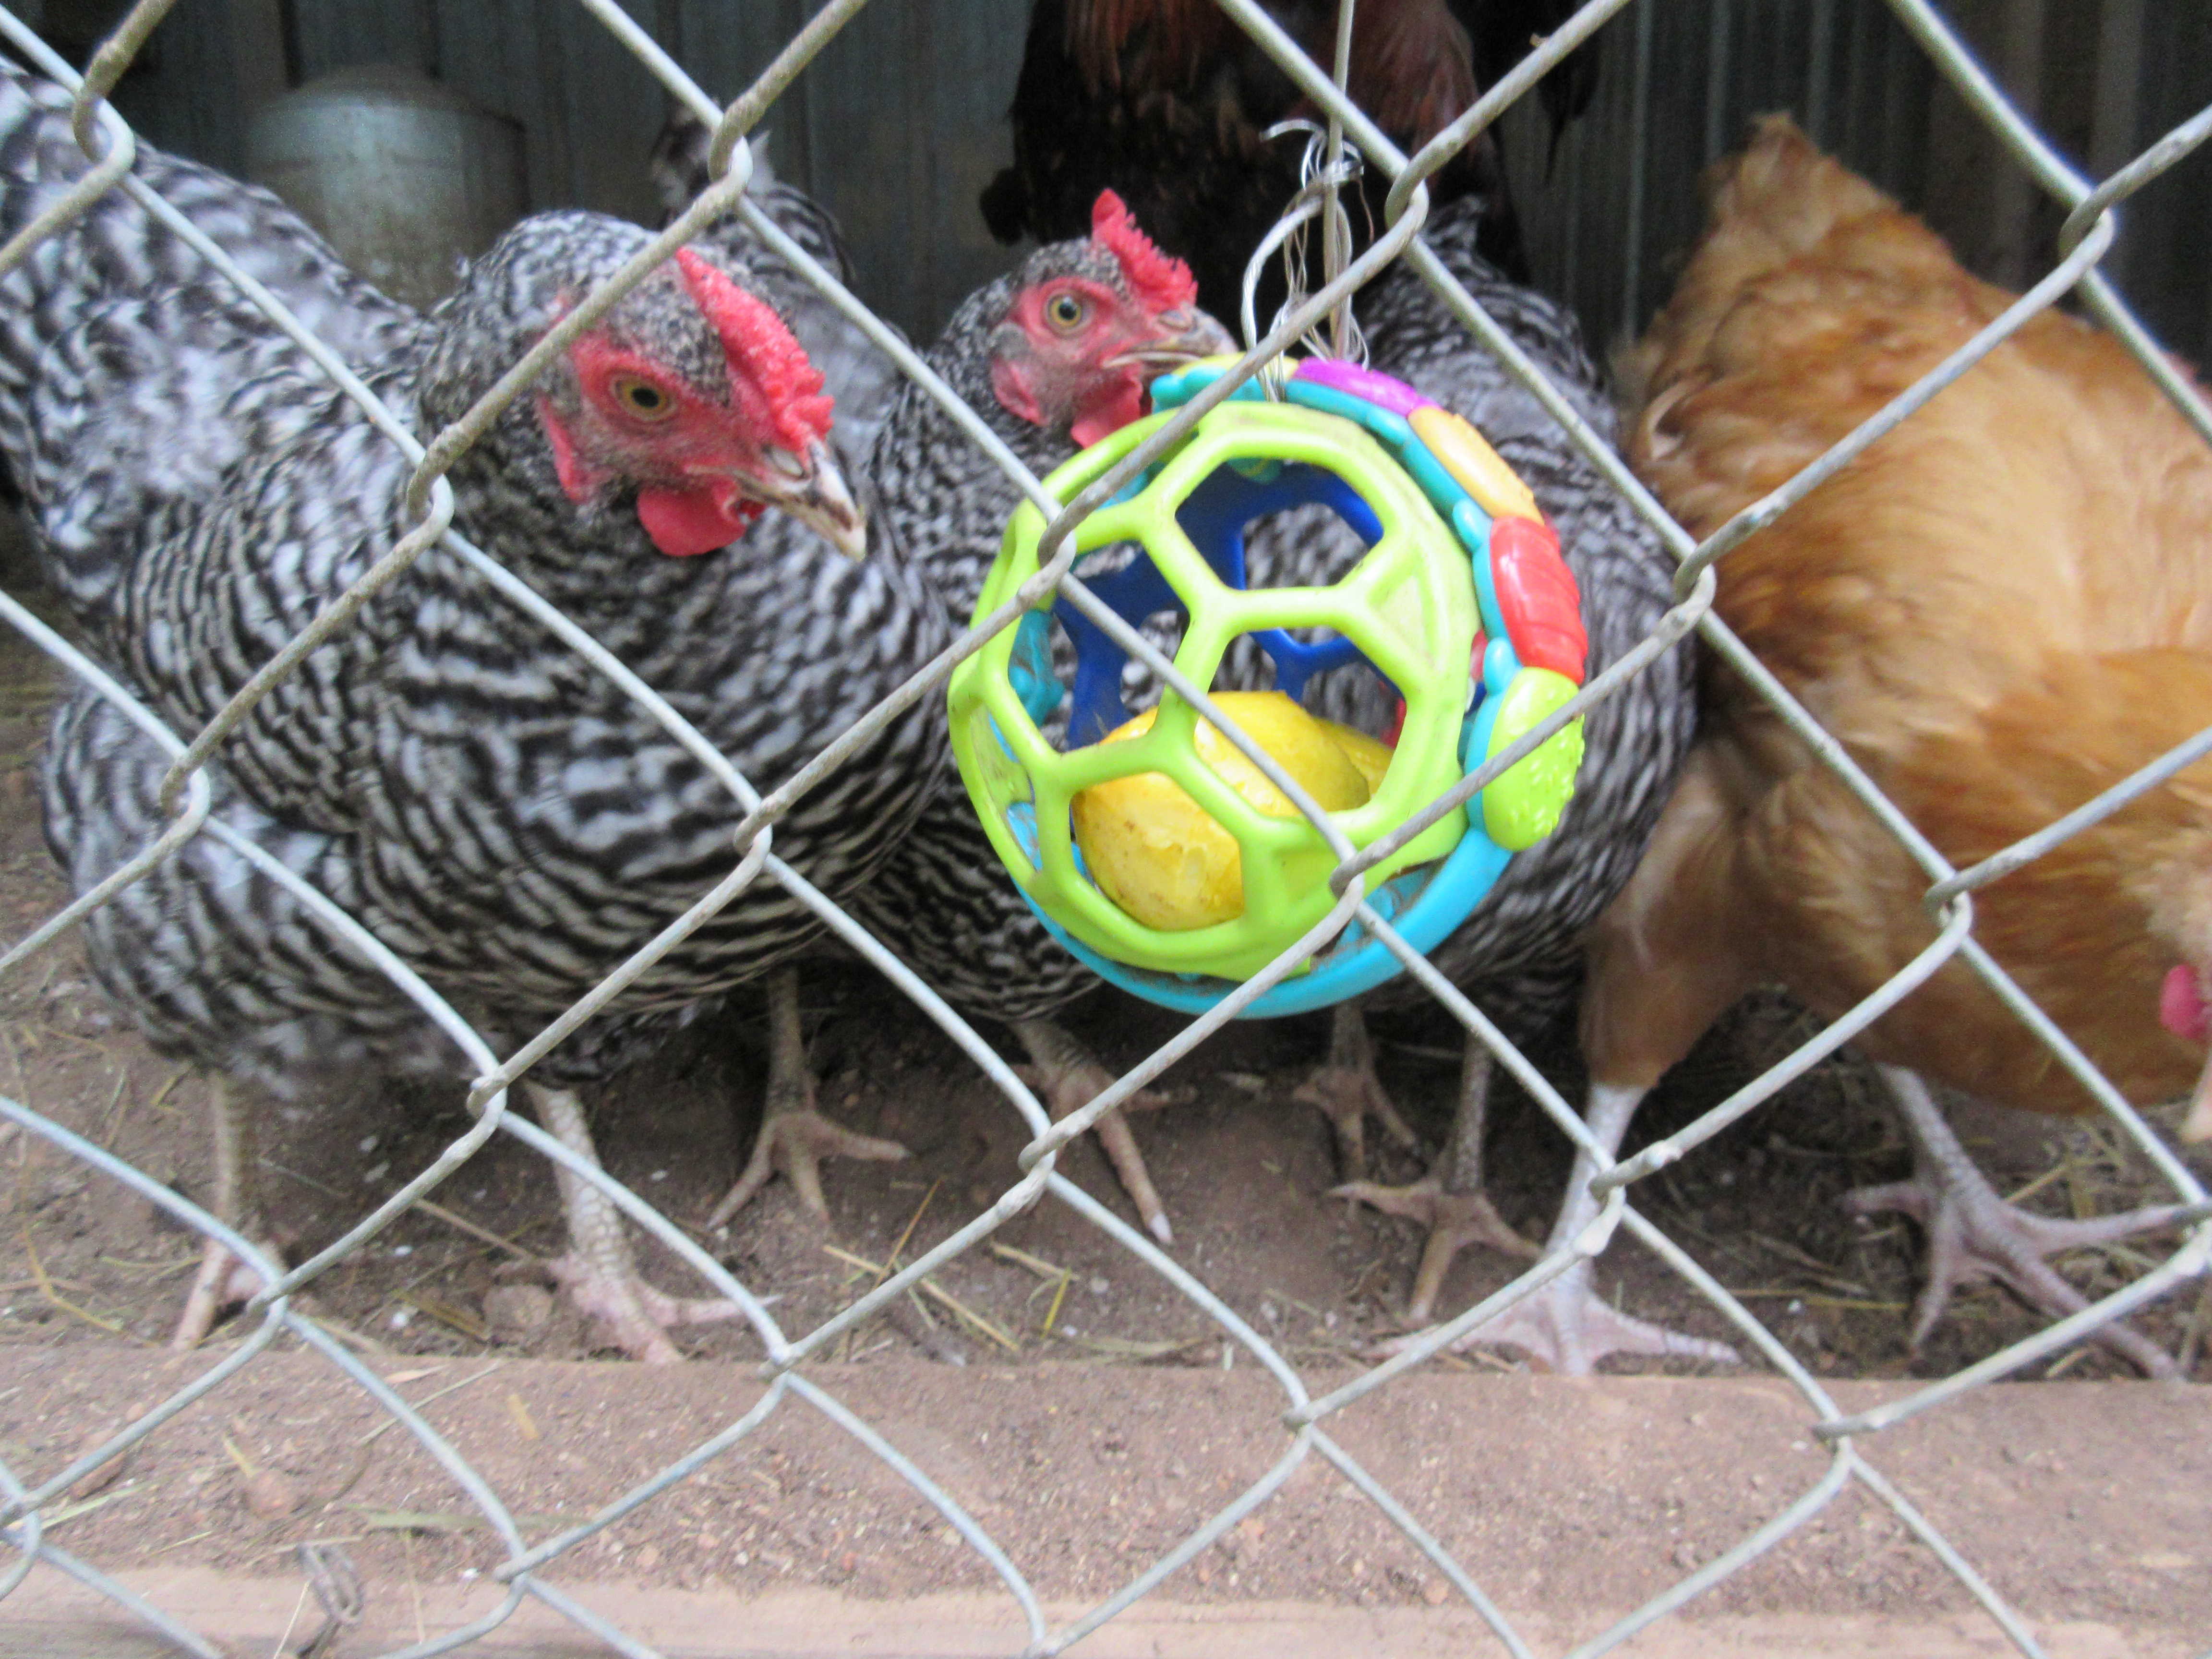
[945,354,1589,1018]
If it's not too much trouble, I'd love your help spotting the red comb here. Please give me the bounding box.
[1090,189,1197,313]
[674,247,832,452]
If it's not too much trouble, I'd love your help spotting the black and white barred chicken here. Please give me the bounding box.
[5,63,949,1361]
[819,193,1234,1243]
[654,118,1226,1237]
[1267,195,1706,1371]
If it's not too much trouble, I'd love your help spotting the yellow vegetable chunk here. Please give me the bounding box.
[1072,691,1386,931]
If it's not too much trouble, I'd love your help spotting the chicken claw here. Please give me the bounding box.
[1334,1037,1536,1319]
[1364,1081,1739,1373]
[709,970,908,1228]
[1294,1003,1418,1181]
[170,1078,283,1351]
[1333,1169,1539,1322]
[1847,1068,2186,1378]
[1370,1262,1742,1373]
[1011,1016,1176,1245]
[541,1251,744,1365]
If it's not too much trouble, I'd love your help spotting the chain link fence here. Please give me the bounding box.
[0,0,2207,1653]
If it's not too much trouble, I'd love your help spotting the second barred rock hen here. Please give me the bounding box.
[7,63,950,1361]
[979,0,1601,325]
[1570,118,2210,1375]
[803,194,1235,1243]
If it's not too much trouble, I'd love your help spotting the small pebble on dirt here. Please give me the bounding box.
[484,1284,556,1340]
[240,1468,301,1518]
[68,1425,132,1499]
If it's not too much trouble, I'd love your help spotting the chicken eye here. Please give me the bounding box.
[1045,291,1089,332]
[611,375,677,421]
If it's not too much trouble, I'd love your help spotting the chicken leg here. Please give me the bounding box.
[530,1082,744,1362]
[1292,1002,1419,1182]
[708,968,909,1228]
[1373,1080,1742,1372]
[1334,1039,1538,1320]
[1845,1067,2187,1378]
[1010,1015,1176,1244]
[171,1076,277,1350]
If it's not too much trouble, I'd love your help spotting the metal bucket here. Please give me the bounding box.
[246,64,526,311]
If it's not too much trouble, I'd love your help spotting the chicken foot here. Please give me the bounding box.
[1335,1040,1539,1322]
[709,968,909,1228]
[1845,1067,2187,1378]
[1371,1081,1741,1373]
[1010,1015,1177,1245]
[529,1082,745,1362]
[1292,1002,1419,1182]
[171,1076,283,1350]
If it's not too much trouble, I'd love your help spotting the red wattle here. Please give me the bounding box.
[636,481,757,557]
[2162,964,2208,1042]
[1071,375,1147,448]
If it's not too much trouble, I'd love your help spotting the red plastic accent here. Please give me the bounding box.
[1491,516,1587,685]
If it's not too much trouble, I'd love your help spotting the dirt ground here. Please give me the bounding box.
[2,540,2212,1623]
[6,1353,2211,1646]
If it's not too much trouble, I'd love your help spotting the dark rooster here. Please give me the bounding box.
[6,63,949,1360]
[976,0,1600,325]
[811,192,1235,1242]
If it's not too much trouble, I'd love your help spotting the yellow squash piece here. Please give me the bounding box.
[1072,691,1391,931]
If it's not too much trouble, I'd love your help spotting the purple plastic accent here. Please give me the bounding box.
[1292,357,1432,417]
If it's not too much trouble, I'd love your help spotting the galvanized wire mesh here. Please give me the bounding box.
[0,0,2207,1655]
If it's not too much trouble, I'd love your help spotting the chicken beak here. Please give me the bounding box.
[748,438,868,561]
[1108,306,1238,371]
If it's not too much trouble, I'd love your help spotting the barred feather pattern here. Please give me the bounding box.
[847,255,1124,1024]
[651,109,906,465]
[0,65,424,623]
[13,79,949,1094]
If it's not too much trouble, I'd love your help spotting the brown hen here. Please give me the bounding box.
[1433,117,2212,1380]
[1561,117,2212,1377]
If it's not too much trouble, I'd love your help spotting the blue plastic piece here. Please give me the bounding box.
[1055,461,1389,745]
[1282,376,1417,445]
[1149,361,1268,410]
[1451,499,1506,640]
[1009,610,1063,727]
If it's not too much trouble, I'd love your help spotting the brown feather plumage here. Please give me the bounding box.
[1591,116,2212,1131]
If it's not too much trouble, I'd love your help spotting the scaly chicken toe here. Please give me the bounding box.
[530,1082,744,1363]
[709,971,909,1229]
[1846,1069,2186,1378]
[1368,1082,1740,1374]
[1374,1262,1742,1373]
[1334,1039,1537,1321]
[1335,1171,1539,1321]
[1294,1003,1419,1182]
[1011,1016,1176,1245]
